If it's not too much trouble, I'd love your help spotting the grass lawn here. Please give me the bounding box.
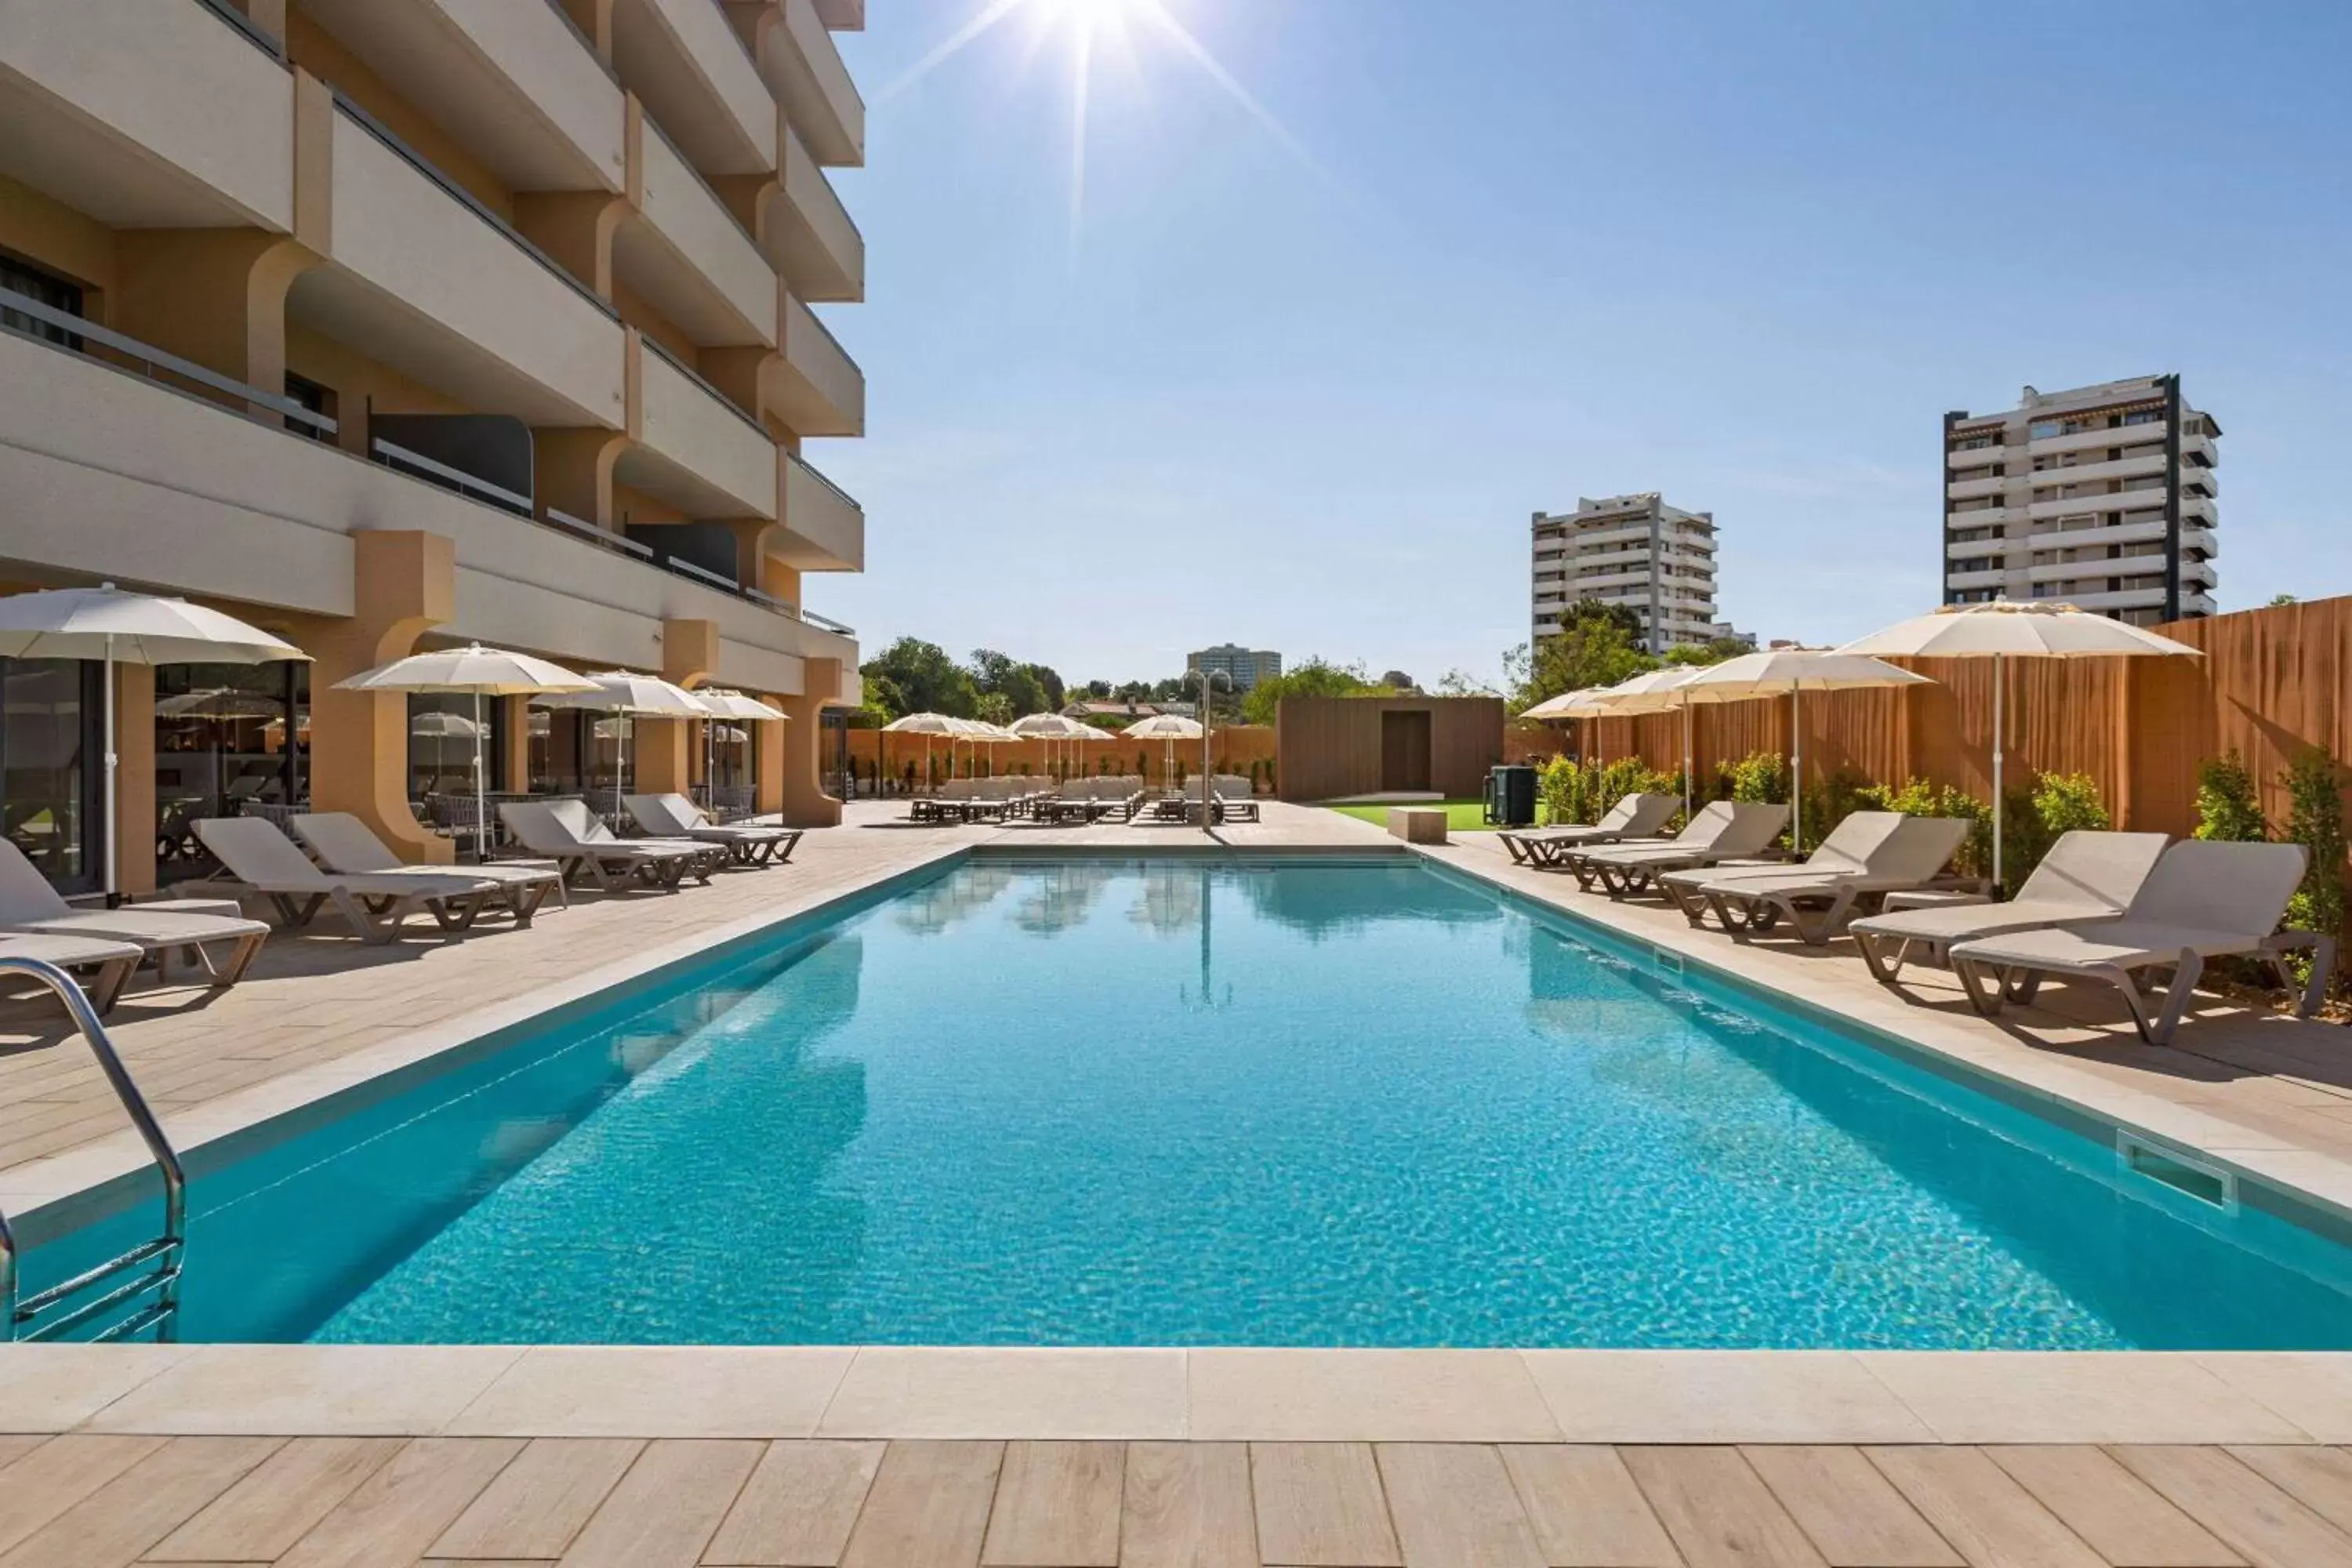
[1326,800,1553,833]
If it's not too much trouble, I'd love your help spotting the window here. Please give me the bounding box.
[0,255,84,350]
[2122,408,2164,426]
[284,372,335,441]
[2028,420,2062,440]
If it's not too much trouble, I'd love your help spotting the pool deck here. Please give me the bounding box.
[5,800,2352,1564]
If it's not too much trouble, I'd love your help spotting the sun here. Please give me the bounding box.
[880,0,1317,263]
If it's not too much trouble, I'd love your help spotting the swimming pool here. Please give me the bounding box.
[26,855,2352,1348]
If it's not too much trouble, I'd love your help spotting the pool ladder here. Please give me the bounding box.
[0,956,186,1344]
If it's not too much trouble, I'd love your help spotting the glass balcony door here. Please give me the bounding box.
[0,658,101,894]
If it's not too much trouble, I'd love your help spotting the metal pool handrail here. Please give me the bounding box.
[0,957,187,1343]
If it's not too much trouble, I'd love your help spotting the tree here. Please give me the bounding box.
[974,691,1014,725]
[1025,663,1066,713]
[859,638,978,719]
[1380,670,1417,692]
[1084,679,1112,699]
[1433,668,1492,697]
[1112,679,1152,702]
[1662,637,1751,667]
[2270,593,2299,608]
[1240,657,1391,725]
[971,648,1050,718]
[1504,619,1657,713]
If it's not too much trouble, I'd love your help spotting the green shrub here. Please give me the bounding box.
[2281,748,2347,992]
[2194,751,2267,841]
[1856,777,1993,877]
[1726,751,1787,805]
[1537,756,1582,824]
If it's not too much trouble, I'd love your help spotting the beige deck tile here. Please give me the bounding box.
[0,1343,188,1431]
[701,1439,884,1566]
[1736,1446,1960,1567]
[1616,1448,1827,1568]
[1497,1444,1681,1568]
[85,1345,526,1436]
[818,1349,1185,1440]
[0,1436,45,1473]
[980,1441,1124,1566]
[275,1438,525,1568]
[1864,1446,2105,1568]
[1522,1353,1932,1445]
[2194,1355,2352,1443]
[1190,1350,1559,1443]
[2112,1446,2352,1568]
[837,1440,1004,1568]
[1249,1442,1403,1567]
[0,1432,167,1555]
[2224,1446,2352,1536]
[425,1437,647,1560]
[146,1436,405,1562]
[1984,1444,2245,1566]
[1856,1352,2315,1444]
[0,1433,281,1568]
[446,1348,853,1439]
[1375,1443,1545,1568]
[1119,1441,1258,1568]
[550,1439,762,1568]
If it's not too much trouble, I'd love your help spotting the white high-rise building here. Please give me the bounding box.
[1944,376,2219,626]
[1530,494,1739,655]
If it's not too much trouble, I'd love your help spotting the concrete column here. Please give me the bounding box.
[499,695,531,793]
[514,192,623,302]
[775,658,844,826]
[113,664,157,896]
[109,232,314,419]
[754,700,787,815]
[637,618,718,796]
[306,532,456,864]
[532,429,629,531]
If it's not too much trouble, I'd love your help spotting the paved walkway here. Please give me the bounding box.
[2,1422,2351,1566]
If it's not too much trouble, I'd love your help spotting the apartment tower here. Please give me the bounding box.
[0,0,872,894]
[1944,376,2219,625]
[1530,494,1727,655]
[1187,644,1283,692]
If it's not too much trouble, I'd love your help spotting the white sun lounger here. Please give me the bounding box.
[0,933,147,1014]
[498,799,720,891]
[1848,829,2169,984]
[1497,793,1679,868]
[1674,813,1976,945]
[291,812,564,920]
[193,817,499,945]
[1947,839,2333,1045]
[0,838,270,996]
[1657,811,1905,923]
[622,793,801,866]
[1559,800,1792,896]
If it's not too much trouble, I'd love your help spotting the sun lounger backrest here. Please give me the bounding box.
[2016,830,2170,913]
[499,799,589,852]
[1214,775,1253,800]
[1802,811,1906,873]
[1872,815,1973,882]
[1621,794,1679,837]
[1666,800,1737,847]
[194,817,331,888]
[1715,800,1792,855]
[0,838,74,921]
[1591,795,1644,833]
[289,812,403,873]
[2125,840,2308,935]
[623,794,695,836]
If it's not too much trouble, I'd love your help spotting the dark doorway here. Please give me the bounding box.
[1380,710,1432,792]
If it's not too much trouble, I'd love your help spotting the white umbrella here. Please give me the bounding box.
[1011,710,1088,781]
[1679,650,1934,855]
[535,670,707,820]
[884,711,967,793]
[155,688,285,721]
[1125,713,1203,789]
[692,688,785,803]
[408,710,486,739]
[1837,601,2201,890]
[337,644,597,861]
[0,583,307,893]
[1584,667,1703,819]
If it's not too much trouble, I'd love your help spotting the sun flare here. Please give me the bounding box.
[881,0,1318,265]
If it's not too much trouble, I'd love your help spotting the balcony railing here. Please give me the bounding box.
[372,437,530,514]
[193,0,283,57]
[800,608,854,636]
[786,449,861,510]
[641,332,768,437]
[0,285,336,437]
[334,94,618,321]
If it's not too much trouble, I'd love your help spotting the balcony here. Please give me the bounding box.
[0,0,293,229]
[2056,586,2172,614]
[2027,423,2168,459]
[764,124,866,302]
[2182,434,2219,468]
[811,0,864,28]
[299,101,626,426]
[772,450,864,572]
[294,0,624,194]
[764,292,864,437]
[1567,523,1655,550]
[1944,473,2007,501]
[2026,485,2168,522]
[1945,444,2006,474]
[612,0,775,176]
[0,322,847,684]
[1946,568,2013,591]
[2026,452,2163,489]
[616,117,778,347]
[624,336,779,519]
[746,0,866,167]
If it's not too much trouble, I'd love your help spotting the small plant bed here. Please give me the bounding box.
[1325,800,1555,833]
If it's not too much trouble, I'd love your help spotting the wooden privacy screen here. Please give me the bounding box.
[1276,697,1506,801]
[1516,594,2352,843]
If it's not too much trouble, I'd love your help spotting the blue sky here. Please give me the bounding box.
[810,0,2351,690]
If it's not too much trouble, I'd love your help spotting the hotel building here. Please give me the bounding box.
[0,0,872,895]
[1186,644,1283,693]
[1530,494,1737,655]
[1944,376,2219,625]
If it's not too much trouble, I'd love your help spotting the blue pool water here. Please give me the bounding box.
[29,858,2352,1348]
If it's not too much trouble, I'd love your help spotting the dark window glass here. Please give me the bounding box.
[0,255,84,350]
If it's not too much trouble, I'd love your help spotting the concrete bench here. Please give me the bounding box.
[1388,808,1448,845]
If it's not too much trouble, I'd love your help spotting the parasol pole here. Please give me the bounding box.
[1991,652,2005,895]
[1790,683,1804,856]
[472,691,488,862]
[102,631,117,898]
